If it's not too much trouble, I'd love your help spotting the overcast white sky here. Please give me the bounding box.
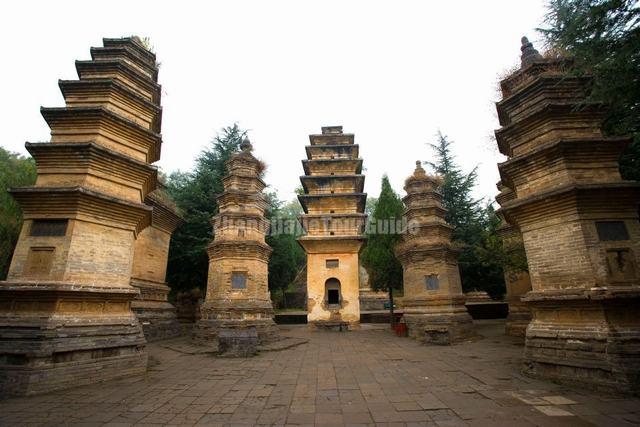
[1,1,547,203]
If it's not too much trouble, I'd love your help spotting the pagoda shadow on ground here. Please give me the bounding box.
[1,320,639,426]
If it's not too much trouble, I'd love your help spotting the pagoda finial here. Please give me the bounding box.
[520,36,542,68]
[414,160,426,176]
[240,137,253,152]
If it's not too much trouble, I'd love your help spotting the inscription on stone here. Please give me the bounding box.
[24,247,54,277]
[231,271,247,289]
[425,274,439,290]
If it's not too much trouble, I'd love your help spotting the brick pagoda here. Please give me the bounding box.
[130,186,184,341]
[0,37,161,395]
[495,37,640,391]
[298,126,367,330]
[396,161,474,344]
[496,182,532,337]
[195,138,276,344]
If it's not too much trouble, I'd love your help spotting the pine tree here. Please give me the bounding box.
[361,175,405,323]
[265,194,305,308]
[540,0,640,180]
[426,132,506,298]
[0,148,36,279]
[426,132,483,243]
[165,124,245,293]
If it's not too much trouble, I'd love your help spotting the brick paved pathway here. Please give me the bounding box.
[1,321,639,426]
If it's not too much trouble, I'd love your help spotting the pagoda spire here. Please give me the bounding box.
[520,36,542,67]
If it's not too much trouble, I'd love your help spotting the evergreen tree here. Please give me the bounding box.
[361,175,405,323]
[540,0,640,180]
[0,148,36,279]
[165,124,245,293]
[426,132,506,298]
[264,195,305,308]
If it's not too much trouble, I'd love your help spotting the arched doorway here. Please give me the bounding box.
[325,278,341,307]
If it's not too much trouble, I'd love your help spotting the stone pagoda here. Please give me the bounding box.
[494,37,640,391]
[0,37,161,396]
[195,138,276,344]
[495,182,532,337]
[396,161,473,344]
[298,126,367,330]
[130,186,184,341]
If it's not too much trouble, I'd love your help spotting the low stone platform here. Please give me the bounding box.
[0,320,638,426]
[157,335,308,356]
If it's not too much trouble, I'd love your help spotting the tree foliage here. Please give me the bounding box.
[264,195,305,307]
[540,0,640,180]
[361,175,404,293]
[426,133,506,298]
[0,148,36,279]
[165,124,246,293]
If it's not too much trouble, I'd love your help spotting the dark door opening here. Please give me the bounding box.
[327,289,340,305]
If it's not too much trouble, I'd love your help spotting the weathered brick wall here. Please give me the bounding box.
[206,257,269,302]
[307,251,360,324]
[402,257,462,298]
[7,219,72,281]
[64,221,135,287]
[522,218,595,290]
[131,225,170,283]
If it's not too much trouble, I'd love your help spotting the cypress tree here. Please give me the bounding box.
[361,175,405,323]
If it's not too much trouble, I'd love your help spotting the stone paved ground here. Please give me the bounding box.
[1,320,639,426]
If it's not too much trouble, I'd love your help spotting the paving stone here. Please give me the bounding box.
[534,405,574,416]
[1,322,638,426]
[542,396,577,405]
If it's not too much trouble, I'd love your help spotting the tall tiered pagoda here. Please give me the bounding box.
[495,37,640,391]
[0,37,161,396]
[130,186,184,341]
[298,126,367,329]
[396,161,473,344]
[195,138,276,344]
[495,182,531,337]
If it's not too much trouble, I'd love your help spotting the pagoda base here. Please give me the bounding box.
[0,281,147,397]
[194,300,277,345]
[403,295,474,345]
[359,289,388,311]
[130,279,185,341]
[309,319,359,331]
[505,299,531,338]
[522,287,640,394]
[132,301,185,342]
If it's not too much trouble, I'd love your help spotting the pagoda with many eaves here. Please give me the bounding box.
[298,126,367,330]
[0,37,162,396]
[195,138,276,344]
[495,37,640,392]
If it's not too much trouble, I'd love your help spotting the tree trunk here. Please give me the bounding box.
[282,288,287,309]
[388,286,396,328]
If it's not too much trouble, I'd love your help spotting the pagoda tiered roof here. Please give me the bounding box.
[209,138,271,252]
[396,162,460,260]
[298,126,367,242]
[12,36,163,237]
[494,38,639,227]
[59,79,162,132]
